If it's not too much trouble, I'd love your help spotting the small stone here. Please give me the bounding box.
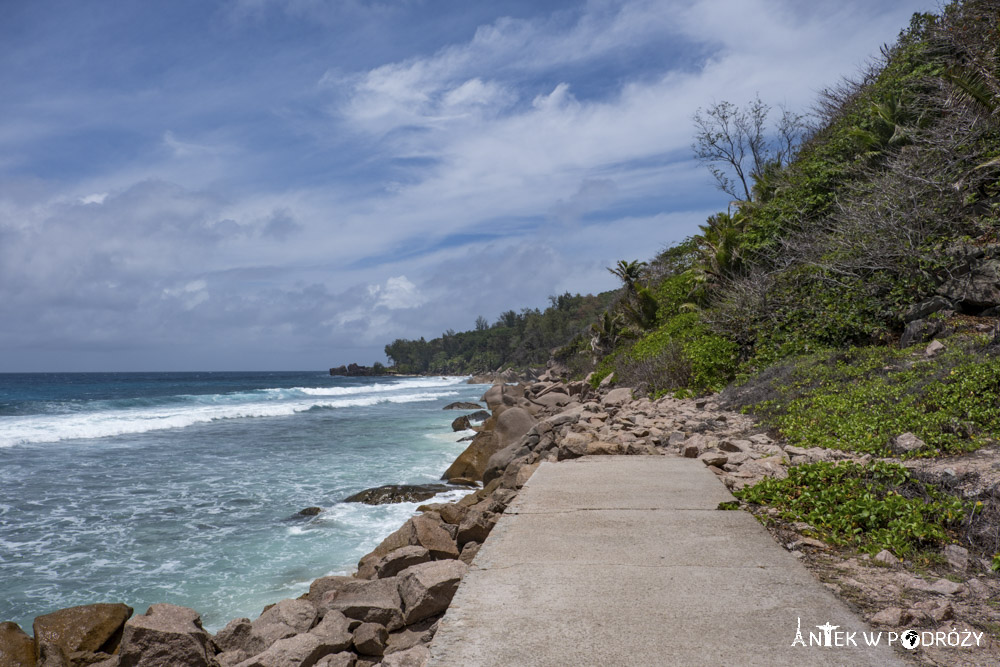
[943,544,968,572]
[930,602,954,622]
[925,340,945,357]
[890,432,925,454]
[699,451,728,467]
[874,549,900,566]
[871,607,912,627]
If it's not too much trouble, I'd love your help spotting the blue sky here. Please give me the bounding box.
[0,0,935,371]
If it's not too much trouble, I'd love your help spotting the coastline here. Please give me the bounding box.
[5,374,998,666]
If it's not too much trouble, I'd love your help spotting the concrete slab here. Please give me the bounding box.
[429,457,908,666]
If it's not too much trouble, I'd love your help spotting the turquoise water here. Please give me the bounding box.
[0,372,484,631]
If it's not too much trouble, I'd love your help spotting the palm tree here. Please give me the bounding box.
[608,260,647,294]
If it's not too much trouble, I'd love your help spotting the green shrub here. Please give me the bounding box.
[736,339,1000,456]
[737,461,968,557]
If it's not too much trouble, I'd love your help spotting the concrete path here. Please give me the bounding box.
[428,456,908,666]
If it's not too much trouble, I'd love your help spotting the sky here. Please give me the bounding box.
[0,0,937,371]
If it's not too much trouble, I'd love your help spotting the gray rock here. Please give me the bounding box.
[495,408,536,448]
[397,560,468,625]
[903,296,954,322]
[319,577,405,631]
[900,319,943,347]
[890,432,925,454]
[602,388,633,407]
[925,339,945,357]
[937,257,1000,309]
[385,617,438,655]
[874,550,900,566]
[373,546,433,579]
[943,544,969,571]
[351,623,387,657]
[870,607,911,627]
[380,645,430,667]
[118,603,218,667]
[699,451,728,467]
[234,633,341,667]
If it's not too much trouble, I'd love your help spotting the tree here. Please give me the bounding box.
[692,96,806,202]
[475,315,489,331]
[608,260,647,293]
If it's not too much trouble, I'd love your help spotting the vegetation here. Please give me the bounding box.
[736,461,970,558]
[383,292,614,374]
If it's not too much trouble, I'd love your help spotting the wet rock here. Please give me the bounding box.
[397,560,468,625]
[342,485,452,505]
[298,507,323,516]
[450,415,472,431]
[442,402,482,410]
[33,603,134,660]
[351,623,387,657]
[118,603,217,667]
[380,645,430,667]
[0,621,36,667]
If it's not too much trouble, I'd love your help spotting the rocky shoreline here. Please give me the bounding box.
[4,373,998,666]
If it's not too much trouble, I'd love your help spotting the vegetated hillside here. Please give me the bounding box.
[572,0,1000,422]
[383,292,615,374]
[567,0,1000,585]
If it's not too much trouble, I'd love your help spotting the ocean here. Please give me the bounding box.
[0,371,485,632]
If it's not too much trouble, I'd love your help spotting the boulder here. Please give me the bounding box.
[234,633,342,667]
[903,296,954,322]
[899,319,944,347]
[441,429,500,484]
[385,617,438,655]
[35,642,67,667]
[308,611,353,652]
[943,544,969,571]
[250,599,317,649]
[458,541,481,566]
[318,577,405,631]
[494,408,536,448]
[442,402,482,410]
[358,516,459,577]
[33,603,134,660]
[342,485,452,505]
[118,604,217,667]
[456,510,496,547]
[380,645,430,667]
[373,546,433,579]
[870,607,912,627]
[890,432,925,455]
[602,388,632,407]
[450,415,471,431]
[937,257,1000,309]
[482,442,528,485]
[529,393,571,410]
[298,507,323,516]
[351,623,387,657]
[0,621,36,667]
[308,576,355,601]
[397,561,469,625]
[214,618,263,656]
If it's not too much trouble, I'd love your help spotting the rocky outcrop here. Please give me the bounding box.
[328,364,389,377]
[118,603,218,667]
[0,621,36,667]
[32,603,133,664]
[342,484,453,505]
[442,402,482,410]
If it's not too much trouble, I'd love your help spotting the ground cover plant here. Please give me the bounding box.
[736,461,971,559]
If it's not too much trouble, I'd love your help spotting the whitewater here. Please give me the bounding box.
[0,371,486,632]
